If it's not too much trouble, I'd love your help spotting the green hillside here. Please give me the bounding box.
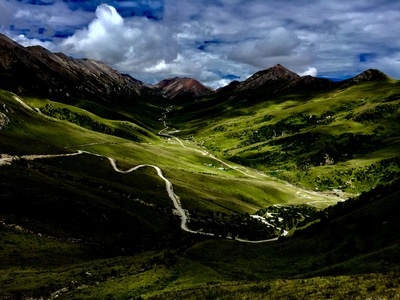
[1,69,400,299]
[0,89,338,246]
[171,78,400,194]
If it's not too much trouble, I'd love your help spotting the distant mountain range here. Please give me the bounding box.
[0,33,393,105]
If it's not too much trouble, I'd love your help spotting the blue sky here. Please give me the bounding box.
[1,0,399,88]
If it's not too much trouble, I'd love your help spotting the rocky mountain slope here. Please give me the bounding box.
[343,68,390,84]
[238,63,300,90]
[155,77,213,102]
[0,33,144,103]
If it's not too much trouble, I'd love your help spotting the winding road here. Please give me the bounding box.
[1,149,280,242]
[0,106,342,243]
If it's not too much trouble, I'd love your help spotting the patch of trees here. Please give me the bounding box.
[299,133,381,167]
[243,112,335,146]
[310,157,400,192]
[244,132,383,168]
[354,103,400,123]
[292,179,400,269]
[187,210,278,240]
[254,204,320,231]
[325,180,400,221]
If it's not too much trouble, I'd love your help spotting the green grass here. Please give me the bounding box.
[145,273,400,299]
[24,97,159,143]
[171,79,400,194]
[1,80,400,299]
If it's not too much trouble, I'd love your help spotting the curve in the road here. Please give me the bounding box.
[2,150,282,243]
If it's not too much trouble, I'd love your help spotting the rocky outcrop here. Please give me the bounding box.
[0,112,10,129]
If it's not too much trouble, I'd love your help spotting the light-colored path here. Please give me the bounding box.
[158,110,345,204]
[2,150,279,243]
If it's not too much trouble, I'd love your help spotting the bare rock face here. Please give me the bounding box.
[0,33,143,103]
[0,101,12,130]
[155,77,213,102]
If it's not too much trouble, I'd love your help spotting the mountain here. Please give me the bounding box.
[220,64,335,101]
[343,68,390,85]
[0,33,144,103]
[238,64,300,91]
[0,33,171,131]
[234,64,303,97]
[155,77,213,102]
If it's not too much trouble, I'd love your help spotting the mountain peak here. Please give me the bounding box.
[155,77,213,102]
[349,69,389,83]
[256,64,300,80]
[238,64,300,91]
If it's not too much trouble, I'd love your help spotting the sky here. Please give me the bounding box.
[0,0,399,89]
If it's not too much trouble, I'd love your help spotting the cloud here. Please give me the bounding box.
[13,34,56,50]
[228,27,301,68]
[299,67,317,77]
[61,4,179,69]
[0,0,93,40]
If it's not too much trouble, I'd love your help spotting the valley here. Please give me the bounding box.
[1,101,339,243]
[0,34,399,299]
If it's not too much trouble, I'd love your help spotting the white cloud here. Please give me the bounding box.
[228,27,301,68]
[13,34,56,51]
[61,4,179,70]
[299,67,318,77]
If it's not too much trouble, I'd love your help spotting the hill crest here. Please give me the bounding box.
[345,68,390,83]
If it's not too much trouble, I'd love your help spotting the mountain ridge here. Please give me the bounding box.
[0,33,144,103]
[1,33,396,104]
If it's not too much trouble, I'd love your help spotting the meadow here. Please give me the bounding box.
[1,78,399,299]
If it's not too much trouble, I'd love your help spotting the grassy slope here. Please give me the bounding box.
[141,182,400,299]
[171,79,400,194]
[23,97,159,143]
[3,182,395,299]
[1,86,399,298]
[0,89,334,214]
